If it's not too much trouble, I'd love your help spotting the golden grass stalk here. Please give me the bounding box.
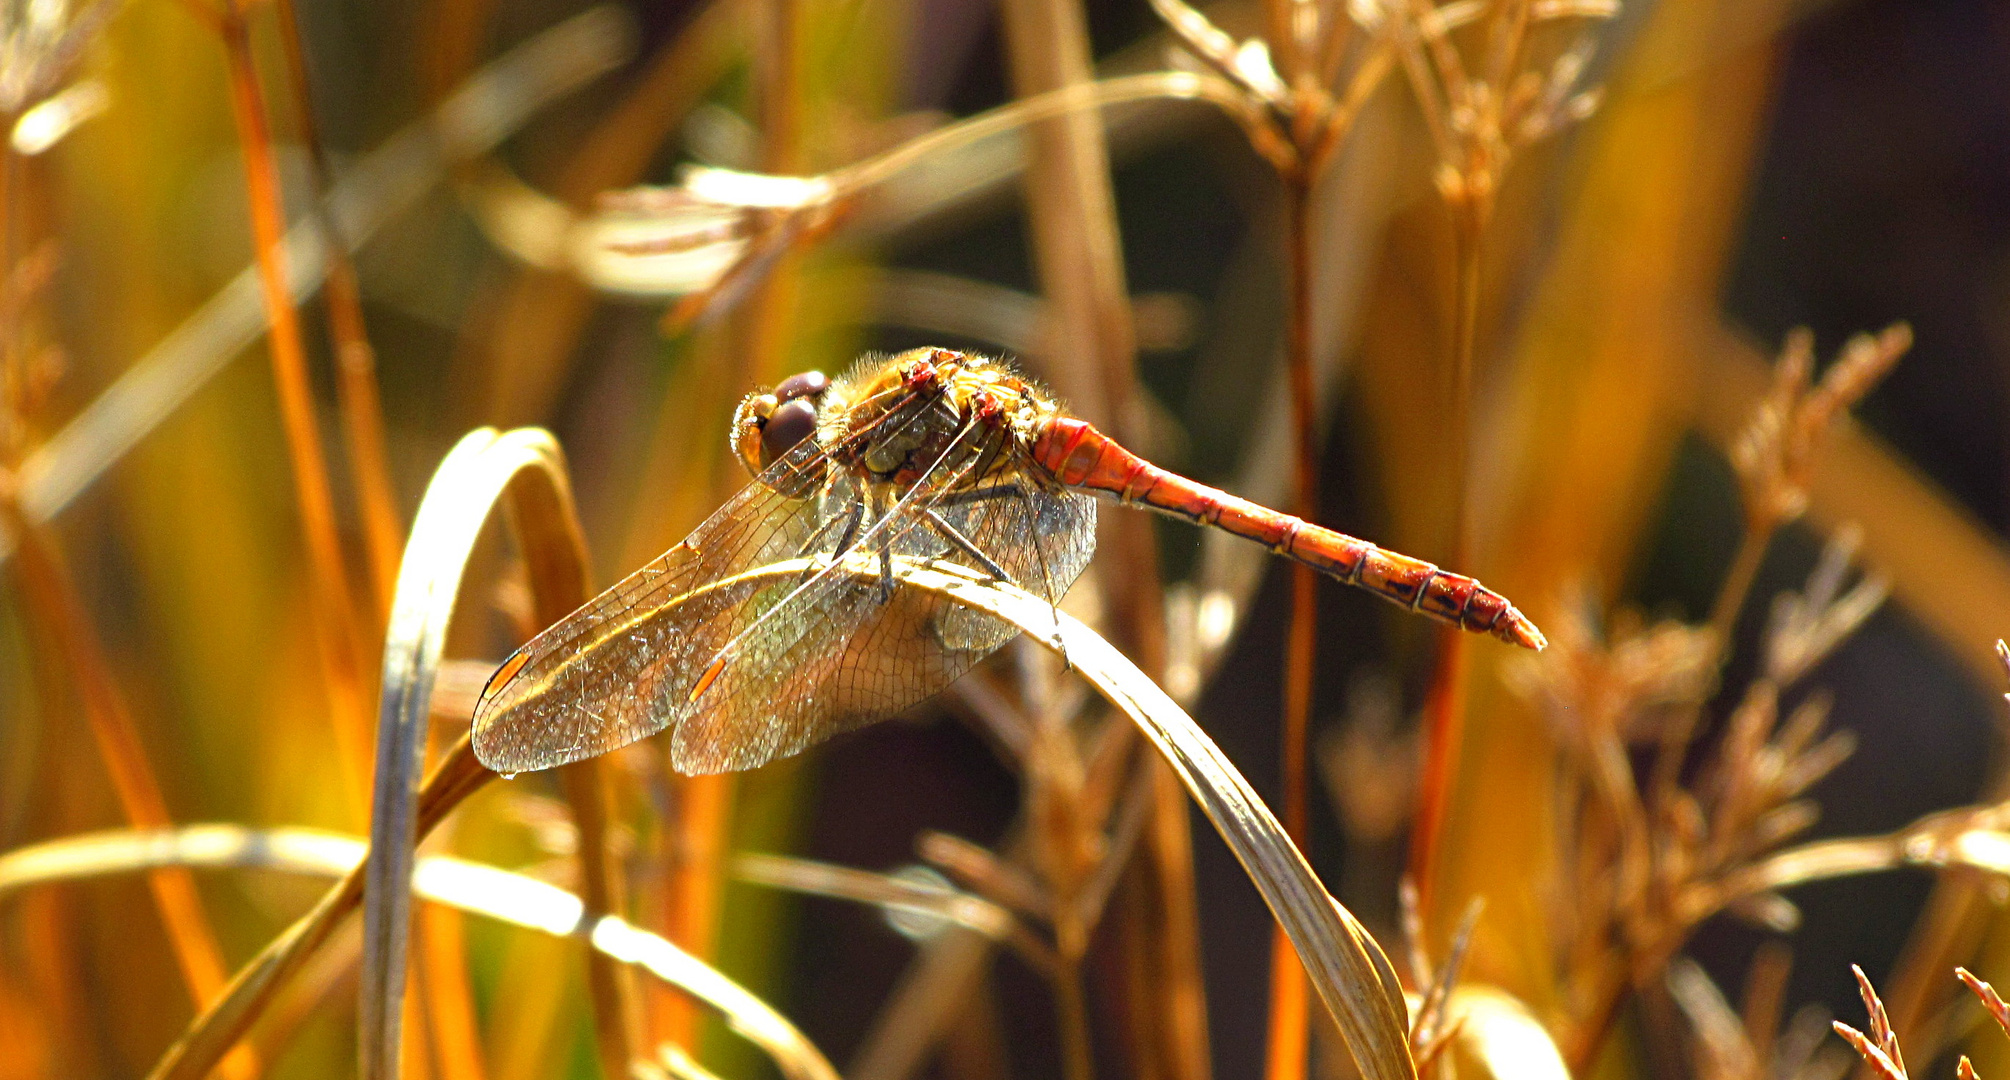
[0,824,840,1080]
[4,6,634,562]
[209,0,376,793]
[267,0,404,618]
[357,427,607,1080]
[144,424,588,1080]
[559,758,643,1074]
[1395,0,1620,918]
[0,514,253,1078]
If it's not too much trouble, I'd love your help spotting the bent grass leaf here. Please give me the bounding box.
[361,427,596,1078]
[672,553,1417,1080]
[142,426,598,1080]
[0,825,838,1080]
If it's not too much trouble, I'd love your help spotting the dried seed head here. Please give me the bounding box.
[1505,592,1714,749]
[1733,324,1911,534]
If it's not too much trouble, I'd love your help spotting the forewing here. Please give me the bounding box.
[671,465,1097,773]
[472,437,840,774]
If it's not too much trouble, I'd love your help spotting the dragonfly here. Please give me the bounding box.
[472,348,1544,776]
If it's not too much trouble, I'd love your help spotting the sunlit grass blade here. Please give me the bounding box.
[911,558,1415,1080]
[3,5,635,564]
[360,427,592,1078]
[673,554,1417,1080]
[144,423,594,1080]
[0,825,840,1080]
[140,738,491,1080]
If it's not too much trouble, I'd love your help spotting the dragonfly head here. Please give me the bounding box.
[734,369,831,480]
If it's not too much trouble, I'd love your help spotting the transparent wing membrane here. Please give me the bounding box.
[472,390,1097,776]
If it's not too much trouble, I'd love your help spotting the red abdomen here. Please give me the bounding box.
[1029,417,1544,649]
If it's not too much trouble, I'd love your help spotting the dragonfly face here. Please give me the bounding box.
[733,368,833,496]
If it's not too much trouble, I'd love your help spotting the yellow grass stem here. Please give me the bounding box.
[1409,202,1486,918]
[560,759,643,1074]
[2,513,256,1080]
[268,0,405,622]
[0,824,844,1080]
[1267,173,1319,1080]
[213,2,374,798]
[995,1,1208,1075]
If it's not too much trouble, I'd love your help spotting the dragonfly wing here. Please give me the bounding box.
[666,565,964,773]
[932,475,1097,652]
[471,442,834,775]
[671,470,1097,773]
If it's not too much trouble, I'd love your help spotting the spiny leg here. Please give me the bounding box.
[934,483,1024,510]
[793,498,864,586]
[865,486,897,605]
[923,508,1012,580]
[1016,485,1070,663]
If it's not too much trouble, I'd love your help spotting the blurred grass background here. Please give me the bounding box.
[4,0,2010,1077]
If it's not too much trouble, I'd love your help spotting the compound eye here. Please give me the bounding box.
[774,370,830,402]
[760,397,820,466]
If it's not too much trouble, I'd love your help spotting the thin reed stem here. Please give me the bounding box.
[1641,523,1774,813]
[1265,171,1318,1080]
[560,760,642,1075]
[4,514,258,1080]
[1056,957,1097,1080]
[215,3,374,796]
[996,0,1207,1073]
[269,0,405,621]
[1706,523,1771,651]
[1408,202,1487,915]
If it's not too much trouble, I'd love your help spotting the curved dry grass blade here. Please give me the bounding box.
[0,825,840,1080]
[144,422,594,1080]
[361,427,592,1079]
[2,6,634,564]
[141,739,489,1080]
[674,555,1415,1080]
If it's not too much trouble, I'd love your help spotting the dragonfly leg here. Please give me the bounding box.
[923,508,1012,581]
[877,537,896,604]
[933,482,1024,509]
[1014,486,1070,666]
[797,499,865,587]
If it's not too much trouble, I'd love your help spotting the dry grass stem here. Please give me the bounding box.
[0,824,839,1080]
[2,6,632,563]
